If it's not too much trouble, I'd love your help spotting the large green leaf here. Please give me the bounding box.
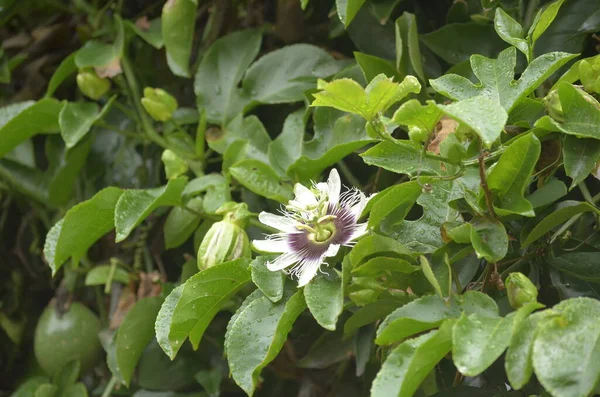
[529,0,566,46]
[43,187,123,274]
[522,202,600,247]
[0,99,62,158]
[343,295,410,337]
[392,100,443,145]
[114,177,187,242]
[194,30,262,125]
[75,16,124,70]
[549,252,600,282]
[395,12,425,81]
[305,270,344,331]
[371,321,454,397]
[562,135,600,188]
[446,218,509,263]
[368,181,422,228]
[494,8,528,58]
[435,96,508,148]
[155,259,251,359]
[452,303,542,377]
[229,159,293,203]
[376,292,498,345]
[59,98,114,148]
[46,53,77,97]
[225,286,306,396]
[163,196,203,249]
[84,265,130,286]
[336,0,366,27]
[161,0,197,77]
[116,297,163,386]
[533,298,600,397]
[536,82,600,139]
[361,140,445,177]
[484,133,541,217]
[250,256,285,303]
[430,47,576,112]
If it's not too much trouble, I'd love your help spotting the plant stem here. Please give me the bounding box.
[477,140,497,219]
[101,376,117,397]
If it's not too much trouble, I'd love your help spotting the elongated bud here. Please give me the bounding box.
[505,272,538,309]
[197,202,251,270]
[544,89,564,122]
[141,87,178,121]
[76,70,110,100]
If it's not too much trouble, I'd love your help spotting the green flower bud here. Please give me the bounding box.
[408,127,429,143]
[544,89,564,122]
[141,87,178,122]
[76,70,110,100]
[505,272,538,309]
[161,149,188,179]
[197,202,251,270]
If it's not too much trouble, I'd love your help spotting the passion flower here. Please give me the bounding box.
[253,169,370,287]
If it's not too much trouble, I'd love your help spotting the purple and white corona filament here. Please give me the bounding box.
[252,169,370,286]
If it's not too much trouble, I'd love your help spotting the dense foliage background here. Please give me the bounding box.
[2,0,600,396]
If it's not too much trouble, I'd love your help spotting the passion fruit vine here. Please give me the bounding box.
[34,301,103,376]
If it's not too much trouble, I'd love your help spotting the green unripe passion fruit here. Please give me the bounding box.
[34,301,103,376]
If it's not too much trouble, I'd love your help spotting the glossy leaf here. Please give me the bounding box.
[485,133,541,217]
[114,177,187,242]
[447,218,509,263]
[376,292,498,345]
[126,18,163,49]
[305,269,344,331]
[494,8,528,58]
[84,265,130,286]
[395,12,425,81]
[435,96,508,148]
[44,187,123,274]
[336,0,366,27]
[522,202,600,247]
[419,255,450,299]
[392,100,443,145]
[528,0,566,45]
[343,296,410,337]
[533,298,600,397]
[361,140,445,176]
[371,321,454,397]
[46,53,77,97]
[549,252,600,282]
[355,52,400,83]
[229,159,293,203]
[0,99,62,158]
[155,259,251,359]
[116,297,163,386]
[162,0,197,77]
[59,102,100,148]
[250,256,285,303]
[563,135,600,188]
[225,286,306,396]
[368,181,422,227]
[163,196,203,249]
[430,47,576,112]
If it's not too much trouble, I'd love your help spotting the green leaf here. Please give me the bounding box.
[563,135,600,188]
[297,329,354,369]
[75,17,124,70]
[229,159,293,203]
[61,383,88,397]
[522,202,600,247]
[336,0,366,27]
[116,297,163,386]
[533,297,600,397]
[225,286,306,396]
[305,269,344,331]
[155,259,251,359]
[354,52,400,83]
[453,303,542,377]
[505,311,553,390]
[494,8,528,58]
[536,82,600,139]
[242,44,339,105]
[352,257,419,277]
[349,234,415,267]
[526,178,567,209]
[126,18,163,49]
[376,292,498,345]
[447,218,509,262]
[528,0,565,45]
[84,265,130,286]
[311,75,420,121]
[343,296,410,337]
[392,100,443,145]
[250,256,285,303]
[44,187,123,274]
[59,102,100,148]
[164,197,203,249]
[0,99,62,158]
[195,30,262,125]
[162,0,196,77]
[421,22,506,65]
[430,47,576,112]
[395,12,425,81]
[371,321,454,397]
[420,255,451,299]
[182,173,230,213]
[485,133,541,217]
[114,177,187,242]
[46,53,77,97]
[34,384,59,397]
[54,360,80,389]
[361,140,445,176]
[435,96,508,148]
[368,181,422,227]
[549,252,600,282]
[12,377,49,397]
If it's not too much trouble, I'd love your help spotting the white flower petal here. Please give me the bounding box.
[293,183,318,206]
[327,169,341,204]
[325,243,340,258]
[350,223,368,241]
[252,239,288,253]
[258,212,298,232]
[297,259,322,287]
[350,190,368,220]
[267,253,298,271]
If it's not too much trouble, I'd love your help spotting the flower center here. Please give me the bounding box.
[308,219,337,243]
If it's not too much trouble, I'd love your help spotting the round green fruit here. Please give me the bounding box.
[34,301,103,376]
